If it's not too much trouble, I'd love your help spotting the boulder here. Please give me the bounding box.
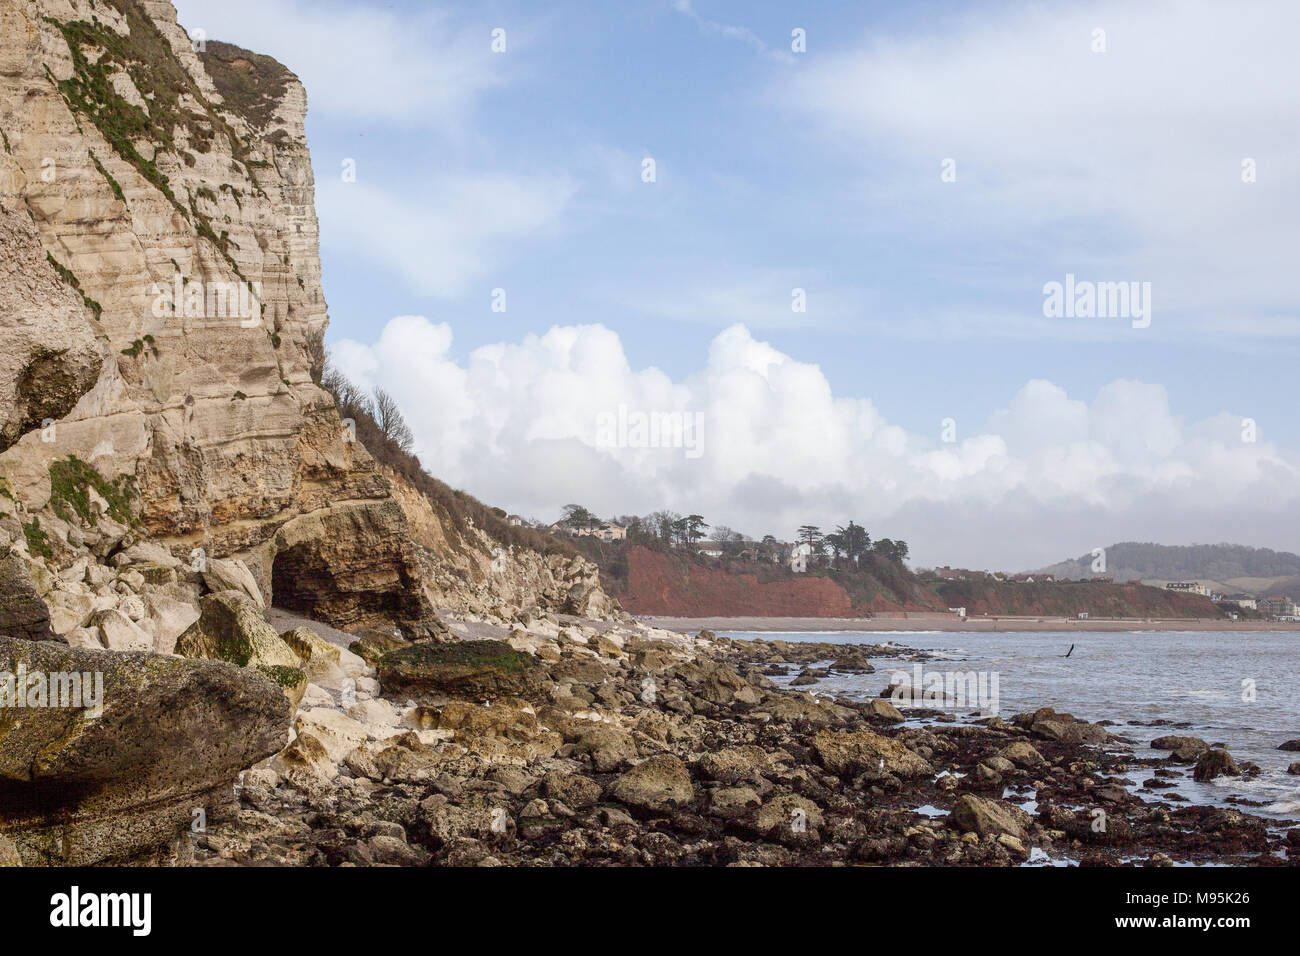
[753,794,823,836]
[174,591,305,705]
[201,557,264,607]
[1152,735,1209,755]
[118,543,181,568]
[694,745,768,784]
[269,731,337,787]
[0,555,53,640]
[541,771,603,808]
[950,794,1030,840]
[569,721,638,772]
[90,608,153,653]
[141,594,200,655]
[607,755,694,813]
[45,589,95,636]
[1029,711,1108,745]
[811,728,933,778]
[0,636,288,865]
[176,592,298,667]
[378,640,544,700]
[864,698,905,722]
[708,787,761,820]
[1278,739,1300,752]
[294,708,372,762]
[1193,749,1239,782]
[280,626,367,689]
[998,741,1047,769]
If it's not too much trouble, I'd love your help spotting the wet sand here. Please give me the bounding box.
[640,613,1300,633]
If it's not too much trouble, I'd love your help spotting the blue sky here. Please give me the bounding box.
[175,0,1300,568]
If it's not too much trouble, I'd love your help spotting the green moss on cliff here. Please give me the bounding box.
[45,3,268,278]
[44,252,103,321]
[88,149,125,203]
[23,520,52,560]
[48,457,137,527]
[196,41,293,131]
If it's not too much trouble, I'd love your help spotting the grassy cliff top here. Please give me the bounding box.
[198,40,296,132]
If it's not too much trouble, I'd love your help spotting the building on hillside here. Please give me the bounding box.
[697,547,724,559]
[1165,581,1212,597]
[790,542,812,573]
[552,520,628,542]
[506,515,525,526]
[1258,596,1296,618]
[1217,594,1257,611]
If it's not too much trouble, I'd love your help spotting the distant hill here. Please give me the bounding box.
[1035,542,1300,592]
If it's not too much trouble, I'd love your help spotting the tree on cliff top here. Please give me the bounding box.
[373,386,415,453]
[684,514,709,544]
[562,504,599,529]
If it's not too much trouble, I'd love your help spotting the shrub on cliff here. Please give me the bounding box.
[321,362,575,559]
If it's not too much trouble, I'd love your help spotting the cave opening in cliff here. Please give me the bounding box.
[270,542,340,622]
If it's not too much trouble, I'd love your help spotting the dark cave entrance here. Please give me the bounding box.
[270,542,339,621]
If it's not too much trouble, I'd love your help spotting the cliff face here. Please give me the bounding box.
[0,0,614,634]
[0,0,432,631]
[596,545,1223,620]
[385,468,614,621]
[610,545,930,617]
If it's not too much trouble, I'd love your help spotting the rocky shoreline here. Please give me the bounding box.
[182,620,1297,868]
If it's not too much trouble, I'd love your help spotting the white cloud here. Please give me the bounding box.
[332,318,1300,569]
[773,0,1300,334]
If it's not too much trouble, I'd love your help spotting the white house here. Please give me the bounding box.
[790,542,812,573]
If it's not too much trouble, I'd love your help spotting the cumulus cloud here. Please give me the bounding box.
[331,318,1300,569]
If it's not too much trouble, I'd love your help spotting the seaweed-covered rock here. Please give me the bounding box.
[607,754,694,814]
[951,794,1030,840]
[811,727,933,778]
[1193,748,1239,782]
[377,640,543,699]
[0,636,288,865]
[175,591,305,704]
